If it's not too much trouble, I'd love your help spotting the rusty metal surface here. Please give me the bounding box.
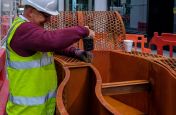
[154,58,176,77]
[55,49,176,115]
[93,50,176,114]
[55,55,119,115]
[120,51,166,60]
[54,55,86,67]
[158,58,176,71]
[147,60,176,115]
[117,51,176,76]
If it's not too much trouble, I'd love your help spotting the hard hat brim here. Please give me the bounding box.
[23,0,59,16]
[36,5,59,15]
[46,10,59,16]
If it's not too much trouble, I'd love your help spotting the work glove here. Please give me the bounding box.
[74,49,93,63]
[74,26,94,63]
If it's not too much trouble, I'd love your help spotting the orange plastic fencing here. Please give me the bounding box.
[0,49,8,115]
[150,32,176,57]
[125,34,151,53]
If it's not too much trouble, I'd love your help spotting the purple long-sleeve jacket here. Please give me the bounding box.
[10,22,89,57]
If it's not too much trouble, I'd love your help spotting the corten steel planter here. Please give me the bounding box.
[92,50,176,115]
[54,51,176,115]
[54,55,120,115]
[45,11,176,115]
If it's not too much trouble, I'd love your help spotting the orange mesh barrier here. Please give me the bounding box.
[45,11,126,50]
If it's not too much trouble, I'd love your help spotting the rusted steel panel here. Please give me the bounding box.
[54,49,176,115]
[102,80,150,96]
[92,51,150,114]
[148,60,176,115]
[54,55,120,115]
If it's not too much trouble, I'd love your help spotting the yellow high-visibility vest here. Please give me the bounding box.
[6,17,57,115]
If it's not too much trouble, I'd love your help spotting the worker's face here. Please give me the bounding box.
[31,9,51,27]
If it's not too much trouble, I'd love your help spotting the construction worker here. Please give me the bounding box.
[5,0,94,115]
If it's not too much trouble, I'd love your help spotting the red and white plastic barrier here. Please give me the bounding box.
[0,48,9,115]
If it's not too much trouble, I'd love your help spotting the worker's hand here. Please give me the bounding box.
[74,49,93,63]
[84,26,95,38]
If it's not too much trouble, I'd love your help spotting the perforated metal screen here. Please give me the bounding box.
[157,58,176,75]
[121,51,176,75]
[45,12,78,30]
[45,11,126,50]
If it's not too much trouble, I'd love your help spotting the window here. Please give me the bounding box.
[65,0,94,11]
[174,0,176,32]
[108,0,148,34]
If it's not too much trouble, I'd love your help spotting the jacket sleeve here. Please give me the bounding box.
[10,22,89,56]
[55,46,77,57]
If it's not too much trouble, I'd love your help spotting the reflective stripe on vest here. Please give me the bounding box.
[7,53,53,69]
[9,90,56,106]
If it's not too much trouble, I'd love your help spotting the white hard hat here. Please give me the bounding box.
[23,0,59,15]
